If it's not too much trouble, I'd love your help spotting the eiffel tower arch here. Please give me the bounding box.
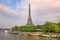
[26,4,34,26]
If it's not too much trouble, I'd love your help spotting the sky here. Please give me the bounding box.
[0,0,60,28]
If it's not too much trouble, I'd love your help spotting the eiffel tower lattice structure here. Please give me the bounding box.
[26,4,34,26]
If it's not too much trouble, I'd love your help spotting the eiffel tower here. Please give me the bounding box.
[26,4,34,26]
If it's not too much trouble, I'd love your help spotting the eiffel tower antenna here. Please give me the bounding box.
[26,3,34,26]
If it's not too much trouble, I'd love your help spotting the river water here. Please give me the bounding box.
[0,31,60,40]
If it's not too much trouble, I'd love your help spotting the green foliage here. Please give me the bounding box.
[41,25,47,32]
[12,26,20,31]
[36,25,42,29]
[12,22,60,33]
[58,22,60,27]
[51,23,60,32]
[41,22,60,32]
[20,26,36,32]
[12,26,36,32]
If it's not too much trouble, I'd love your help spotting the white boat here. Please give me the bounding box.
[42,34,49,37]
[4,30,8,33]
[42,34,57,38]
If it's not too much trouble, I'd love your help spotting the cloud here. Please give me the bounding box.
[0,4,22,28]
[0,0,60,28]
[0,4,20,17]
[16,0,60,25]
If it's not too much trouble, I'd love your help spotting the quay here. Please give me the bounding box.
[8,31,60,38]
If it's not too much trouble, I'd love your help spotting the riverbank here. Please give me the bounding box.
[9,31,60,38]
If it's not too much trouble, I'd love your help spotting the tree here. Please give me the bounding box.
[51,23,60,33]
[12,22,60,33]
[36,25,42,29]
[57,22,60,27]
[12,26,19,31]
[41,22,60,33]
[19,26,36,32]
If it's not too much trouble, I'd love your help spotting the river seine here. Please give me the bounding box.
[0,31,60,40]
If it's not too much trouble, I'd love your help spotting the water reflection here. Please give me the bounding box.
[0,31,60,40]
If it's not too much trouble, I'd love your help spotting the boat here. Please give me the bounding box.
[29,33,41,36]
[4,30,9,33]
[42,34,57,38]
